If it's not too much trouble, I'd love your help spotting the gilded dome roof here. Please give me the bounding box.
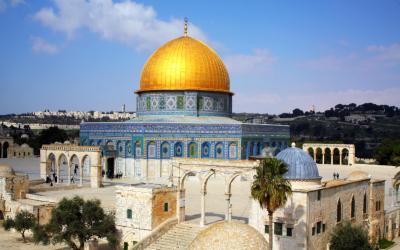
[138,36,231,94]
[189,221,267,250]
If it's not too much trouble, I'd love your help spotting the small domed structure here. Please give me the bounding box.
[189,221,267,250]
[276,143,321,181]
[347,171,369,181]
[0,164,15,176]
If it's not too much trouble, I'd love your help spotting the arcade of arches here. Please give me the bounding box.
[40,144,102,188]
[172,158,258,227]
[302,143,355,165]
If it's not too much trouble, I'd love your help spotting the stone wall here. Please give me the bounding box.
[249,178,384,250]
[115,184,178,243]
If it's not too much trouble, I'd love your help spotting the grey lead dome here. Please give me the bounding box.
[276,145,321,181]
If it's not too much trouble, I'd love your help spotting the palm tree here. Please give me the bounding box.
[251,158,292,250]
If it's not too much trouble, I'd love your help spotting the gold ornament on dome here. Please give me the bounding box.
[137,19,231,94]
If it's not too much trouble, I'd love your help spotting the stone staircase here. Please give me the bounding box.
[145,223,202,250]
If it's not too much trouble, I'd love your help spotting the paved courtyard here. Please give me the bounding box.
[0,158,399,249]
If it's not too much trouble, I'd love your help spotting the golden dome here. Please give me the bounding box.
[138,36,231,94]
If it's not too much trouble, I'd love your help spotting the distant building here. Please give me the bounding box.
[0,136,34,158]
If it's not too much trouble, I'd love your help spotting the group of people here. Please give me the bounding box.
[333,172,340,180]
[101,170,123,179]
[45,172,59,186]
[46,165,81,186]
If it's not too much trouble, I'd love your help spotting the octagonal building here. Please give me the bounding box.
[80,26,290,180]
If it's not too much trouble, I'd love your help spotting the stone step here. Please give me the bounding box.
[144,223,202,250]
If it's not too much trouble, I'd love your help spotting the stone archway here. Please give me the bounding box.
[315,148,323,164]
[46,153,56,178]
[40,144,102,188]
[174,159,258,227]
[58,153,68,183]
[307,147,314,160]
[333,148,340,164]
[324,148,332,165]
[303,143,355,165]
[69,154,80,184]
[342,148,349,165]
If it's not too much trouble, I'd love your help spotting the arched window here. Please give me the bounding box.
[147,141,156,159]
[161,142,170,159]
[201,142,210,158]
[135,141,142,158]
[228,143,237,159]
[351,196,355,218]
[126,141,132,157]
[363,193,367,214]
[174,142,183,157]
[337,199,342,222]
[215,142,224,159]
[188,142,197,158]
[116,141,124,156]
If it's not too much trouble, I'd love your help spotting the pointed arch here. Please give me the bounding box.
[363,193,367,214]
[201,142,210,158]
[337,199,342,222]
[174,141,183,157]
[351,195,355,218]
[215,142,224,159]
[161,141,171,159]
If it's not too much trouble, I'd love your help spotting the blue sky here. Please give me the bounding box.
[0,0,399,114]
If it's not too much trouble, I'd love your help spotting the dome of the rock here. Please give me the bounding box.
[138,36,231,94]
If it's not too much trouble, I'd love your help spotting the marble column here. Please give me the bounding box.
[79,165,83,186]
[339,152,343,165]
[200,189,207,227]
[322,153,325,164]
[68,164,71,185]
[313,150,317,162]
[225,193,231,221]
[331,152,334,165]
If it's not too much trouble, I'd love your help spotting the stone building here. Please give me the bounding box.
[115,183,178,244]
[79,22,290,181]
[12,143,34,158]
[0,164,54,224]
[0,136,34,159]
[249,144,385,249]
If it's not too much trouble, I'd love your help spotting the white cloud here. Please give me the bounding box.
[31,36,60,55]
[0,0,24,11]
[0,0,6,11]
[234,88,400,114]
[33,0,206,51]
[367,43,400,62]
[10,0,24,7]
[224,49,276,75]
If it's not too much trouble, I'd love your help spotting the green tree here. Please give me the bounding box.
[251,158,292,250]
[374,140,400,166]
[3,210,36,242]
[330,221,372,250]
[33,196,118,250]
